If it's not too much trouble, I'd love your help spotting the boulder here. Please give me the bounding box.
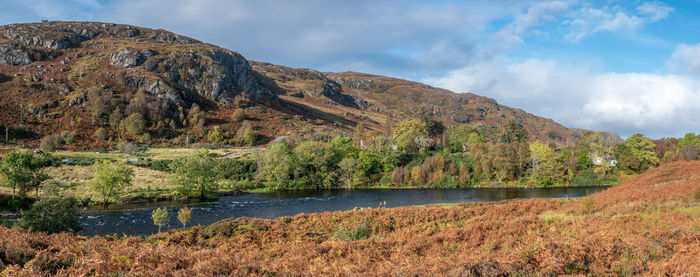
[0,43,32,65]
[109,48,155,68]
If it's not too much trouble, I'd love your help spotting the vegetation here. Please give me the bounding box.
[0,151,49,200]
[177,206,193,228]
[88,160,134,206]
[151,207,169,233]
[17,196,81,234]
[169,149,218,200]
[0,161,699,275]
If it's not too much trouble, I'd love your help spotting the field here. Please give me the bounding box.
[0,147,262,205]
[1,161,699,275]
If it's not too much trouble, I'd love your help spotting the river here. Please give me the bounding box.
[78,186,608,236]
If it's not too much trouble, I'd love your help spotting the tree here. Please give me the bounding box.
[231,109,246,122]
[0,151,49,200]
[170,149,218,200]
[352,123,365,147]
[94,128,108,140]
[393,119,426,151]
[416,107,444,136]
[40,135,59,153]
[177,206,192,228]
[623,134,659,171]
[88,160,134,206]
[236,121,256,146]
[109,107,123,128]
[152,207,169,233]
[502,119,528,143]
[18,196,81,234]
[338,158,361,188]
[122,112,146,136]
[293,141,335,189]
[257,140,293,190]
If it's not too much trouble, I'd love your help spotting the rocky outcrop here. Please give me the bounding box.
[109,48,156,68]
[0,43,32,65]
[139,49,274,104]
[0,21,199,51]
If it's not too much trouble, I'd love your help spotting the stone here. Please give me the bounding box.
[109,48,155,68]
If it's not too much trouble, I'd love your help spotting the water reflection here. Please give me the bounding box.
[79,186,609,236]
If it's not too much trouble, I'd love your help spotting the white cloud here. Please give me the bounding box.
[495,1,572,45]
[564,2,673,42]
[425,58,700,138]
[670,44,700,74]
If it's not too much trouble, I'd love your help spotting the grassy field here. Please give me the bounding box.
[50,146,262,161]
[0,161,699,275]
[0,146,262,205]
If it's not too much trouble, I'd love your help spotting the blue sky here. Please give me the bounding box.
[2,0,700,138]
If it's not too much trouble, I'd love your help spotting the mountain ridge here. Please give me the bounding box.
[0,21,582,148]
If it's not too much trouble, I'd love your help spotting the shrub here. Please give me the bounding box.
[694,186,700,200]
[94,128,108,140]
[178,206,193,228]
[332,221,372,241]
[231,109,246,122]
[40,135,59,152]
[18,196,81,234]
[117,141,137,154]
[581,198,595,214]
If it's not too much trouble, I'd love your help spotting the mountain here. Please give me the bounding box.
[0,21,581,148]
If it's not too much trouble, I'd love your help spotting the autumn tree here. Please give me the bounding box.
[393,119,426,151]
[88,160,134,206]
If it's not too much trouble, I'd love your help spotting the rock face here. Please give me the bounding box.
[0,21,275,105]
[109,48,156,68]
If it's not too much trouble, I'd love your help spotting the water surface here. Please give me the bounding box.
[79,186,608,236]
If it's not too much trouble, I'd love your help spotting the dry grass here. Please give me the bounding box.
[1,161,699,275]
[41,165,174,201]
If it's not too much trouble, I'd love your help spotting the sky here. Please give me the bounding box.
[2,0,700,138]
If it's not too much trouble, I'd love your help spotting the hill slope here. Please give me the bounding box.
[0,21,580,148]
[1,161,698,275]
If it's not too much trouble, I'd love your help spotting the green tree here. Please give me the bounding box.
[122,112,146,136]
[293,141,335,189]
[18,196,81,234]
[0,151,49,200]
[502,119,528,143]
[416,107,445,136]
[177,206,193,228]
[447,124,476,151]
[170,149,218,201]
[338,158,361,188]
[152,207,169,233]
[257,140,293,190]
[88,160,134,206]
[393,119,426,151]
[622,134,659,172]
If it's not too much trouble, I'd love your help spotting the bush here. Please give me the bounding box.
[40,135,59,152]
[332,221,372,241]
[94,128,108,140]
[18,196,81,234]
[117,141,137,154]
[231,109,246,122]
[694,186,700,200]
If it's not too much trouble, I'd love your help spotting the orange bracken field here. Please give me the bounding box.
[1,161,699,276]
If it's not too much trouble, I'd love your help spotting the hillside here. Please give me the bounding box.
[1,161,698,275]
[0,21,581,149]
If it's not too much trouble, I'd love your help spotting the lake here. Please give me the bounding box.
[78,186,608,236]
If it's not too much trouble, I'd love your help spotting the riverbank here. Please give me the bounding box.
[0,161,698,275]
